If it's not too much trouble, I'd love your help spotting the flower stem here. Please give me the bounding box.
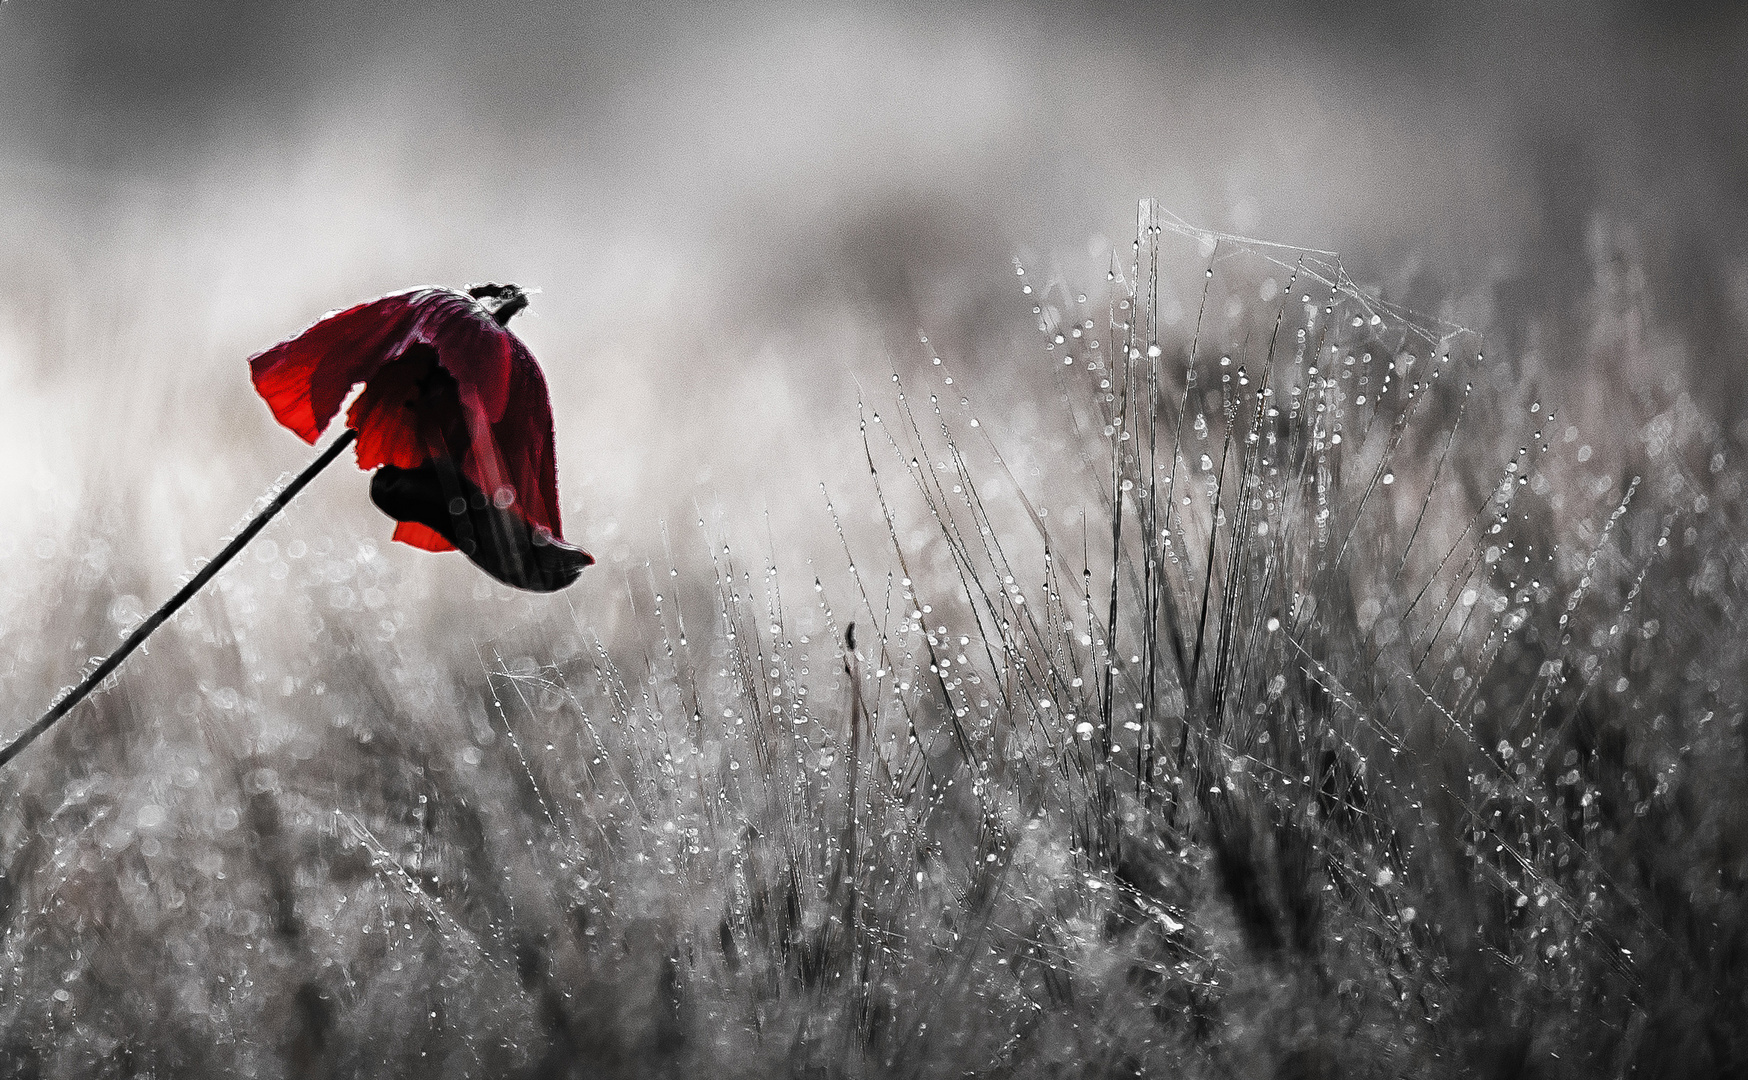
[0,427,361,772]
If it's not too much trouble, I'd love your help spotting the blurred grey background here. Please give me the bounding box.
[1,0,1745,617]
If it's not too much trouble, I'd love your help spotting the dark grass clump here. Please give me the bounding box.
[2,209,1746,1077]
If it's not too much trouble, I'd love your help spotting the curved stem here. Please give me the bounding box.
[0,428,360,772]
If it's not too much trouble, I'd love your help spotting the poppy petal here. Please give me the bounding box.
[347,375,429,473]
[392,521,455,552]
[249,293,423,443]
[451,338,565,541]
[250,288,515,443]
[370,461,593,592]
[415,297,514,422]
[345,346,470,473]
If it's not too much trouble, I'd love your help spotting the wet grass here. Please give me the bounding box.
[2,212,1745,1078]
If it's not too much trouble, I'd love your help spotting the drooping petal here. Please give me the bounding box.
[249,288,515,444]
[346,358,436,473]
[440,337,568,545]
[371,461,592,591]
[392,521,455,552]
[412,296,514,422]
[345,345,472,473]
[484,338,566,537]
[248,293,424,443]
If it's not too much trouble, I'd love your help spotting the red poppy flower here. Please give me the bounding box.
[249,284,593,591]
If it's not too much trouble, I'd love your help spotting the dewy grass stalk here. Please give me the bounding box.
[2,210,1743,1076]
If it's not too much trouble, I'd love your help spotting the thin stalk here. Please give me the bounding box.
[1,428,360,771]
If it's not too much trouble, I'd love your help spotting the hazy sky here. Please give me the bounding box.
[2,0,1744,596]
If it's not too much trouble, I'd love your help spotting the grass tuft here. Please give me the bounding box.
[3,208,1746,1077]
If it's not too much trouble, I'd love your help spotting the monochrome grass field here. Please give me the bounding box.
[1,210,1742,1078]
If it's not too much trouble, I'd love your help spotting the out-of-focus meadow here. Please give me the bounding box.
[4,2,1748,1077]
